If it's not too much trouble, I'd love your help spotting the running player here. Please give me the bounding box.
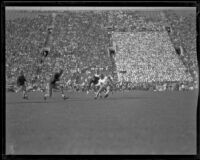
[44,69,68,100]
[94,74,113,99]
[87,72,100,94]
[16,70,28,99]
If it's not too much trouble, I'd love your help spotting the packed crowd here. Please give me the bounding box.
[6,10,198,92]
[113,31,193,83]
[108,10,198,91]
[164,10,198,88]
[107,10,166,32]
[6,12,110,86]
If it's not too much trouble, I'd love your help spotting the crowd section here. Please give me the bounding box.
[6,14,52,81]
[107,10,167,32]
[163,10,198,88]
[6,10,198,92]
[113,31,193,83]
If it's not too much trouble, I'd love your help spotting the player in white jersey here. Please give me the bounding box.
[94,74,113,99]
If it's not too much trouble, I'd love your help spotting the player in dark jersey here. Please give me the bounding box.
[44,69,68,100]
[16,70,28,99]
[87,73,100,94]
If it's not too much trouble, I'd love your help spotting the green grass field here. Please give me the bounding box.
[6,90,198,154]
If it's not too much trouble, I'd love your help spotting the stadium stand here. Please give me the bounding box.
[6,10,198,91]
[113,31,193,83]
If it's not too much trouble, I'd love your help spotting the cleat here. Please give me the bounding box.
[104,94,109,98]
[94,96,98,100]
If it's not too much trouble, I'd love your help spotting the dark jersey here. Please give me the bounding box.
[89,75,100,86]
[93,75,100,84]
[50,72,61,84]
[17,75,26,86]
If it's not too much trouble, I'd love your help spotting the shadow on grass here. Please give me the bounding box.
[6,101,50,104]
[53,96,150,102]
[110,96,151,101]
[6,96,151,105]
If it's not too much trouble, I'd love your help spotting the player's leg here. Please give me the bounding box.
[57,83,68,100]
[22,85,28,99]
[95,85,104,99]
[44,82,51,100]
[15,85,22,93]
[49,83,54,97]
[104,85,110,98]
[86,81,91,94]
[87,80,94,94]
[110,84,114,94]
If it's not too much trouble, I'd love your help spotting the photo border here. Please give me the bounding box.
[1,1,199,160]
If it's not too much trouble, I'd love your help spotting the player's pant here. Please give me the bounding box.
[87,80,95,91]
[45,83,65,98]
[95,84,110,98]
[16,85,28,98]
[87,82,99,93]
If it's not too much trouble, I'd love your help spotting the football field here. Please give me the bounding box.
[6,90,198,154]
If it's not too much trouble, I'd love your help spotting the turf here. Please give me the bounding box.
[6,90,198,154]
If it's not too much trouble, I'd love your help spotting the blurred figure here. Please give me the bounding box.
[39,26,54,64]
[94,74,113,99]
[26,75,38,92]
[16,70,28,99]
[41,27,53,58]
[44,69,68,100]
[87,70,100,94]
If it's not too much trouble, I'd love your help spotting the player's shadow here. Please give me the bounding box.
[102,96,150,101]
[6,101,51,104]
[6,96,151,104]
[65,96,150,102]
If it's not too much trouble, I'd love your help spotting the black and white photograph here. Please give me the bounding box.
[5,5,198,155]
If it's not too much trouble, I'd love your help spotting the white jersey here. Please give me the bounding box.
[96,76,108,86]
[94,74,100,78]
